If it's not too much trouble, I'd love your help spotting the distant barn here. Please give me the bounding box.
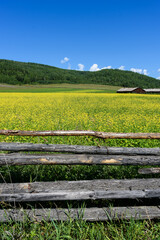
[144,89,160,94]
[117,87,146,94]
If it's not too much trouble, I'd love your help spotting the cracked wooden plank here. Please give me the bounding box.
[0,179,160,193]
[0,190,157,201]
[0,179,160,202]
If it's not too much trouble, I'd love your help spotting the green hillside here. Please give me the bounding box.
[0,59,160,88]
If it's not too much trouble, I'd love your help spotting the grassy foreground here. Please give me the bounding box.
[0,218,160,239]
[0,92,160,239]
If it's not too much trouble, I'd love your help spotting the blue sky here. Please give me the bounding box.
[0,0,160,79]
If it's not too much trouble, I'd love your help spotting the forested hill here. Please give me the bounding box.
[0,59,160,88]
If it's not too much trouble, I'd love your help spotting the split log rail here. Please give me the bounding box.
[0,130,160,222]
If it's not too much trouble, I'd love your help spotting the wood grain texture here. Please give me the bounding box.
[1,179,160,192]
[0,206,160,222]
[0,179,160,202]
[0,130,160,139]
[0,142,160,155]
[0,153,160,166]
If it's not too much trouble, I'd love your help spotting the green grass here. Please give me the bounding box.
[0,218,160,239]
[0,83,120,93]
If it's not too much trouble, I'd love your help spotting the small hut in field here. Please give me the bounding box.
[117,87,146,94]
[144,89,160,94]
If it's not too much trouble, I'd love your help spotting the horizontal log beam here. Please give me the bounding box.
[0,189,160,202]
[0,153,160,165]
[0,179,160,202]
[138,168,160,174]
[0,206,160,222]
[0,142,160,155]
[0,130,160,139]
[1,179,160,193]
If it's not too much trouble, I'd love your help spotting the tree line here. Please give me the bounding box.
[0,59,160,88]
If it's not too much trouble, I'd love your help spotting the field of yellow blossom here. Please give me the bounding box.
[0,92,160,147]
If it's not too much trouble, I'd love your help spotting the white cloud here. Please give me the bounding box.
[77,63,84,71]
[130,68,143,74]
[90,64,112,71]
[102,66,112,70]
[130,68,148,75]
[90,64,100,71]
[119,66,125,70]
[158,69,160,72]
[61,57,69,64]
[143,69,148,75]
[157,76,160,80]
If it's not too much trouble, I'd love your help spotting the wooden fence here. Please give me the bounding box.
[0,130,160,222]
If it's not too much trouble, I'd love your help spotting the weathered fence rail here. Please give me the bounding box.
[0,153,160,166]
[1,129,160,139]
[0,130,160,221]
[1,142,160,155]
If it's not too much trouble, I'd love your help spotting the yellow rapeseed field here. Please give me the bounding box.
[0,93,160,147]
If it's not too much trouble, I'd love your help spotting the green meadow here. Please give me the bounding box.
[0,83,120,93]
